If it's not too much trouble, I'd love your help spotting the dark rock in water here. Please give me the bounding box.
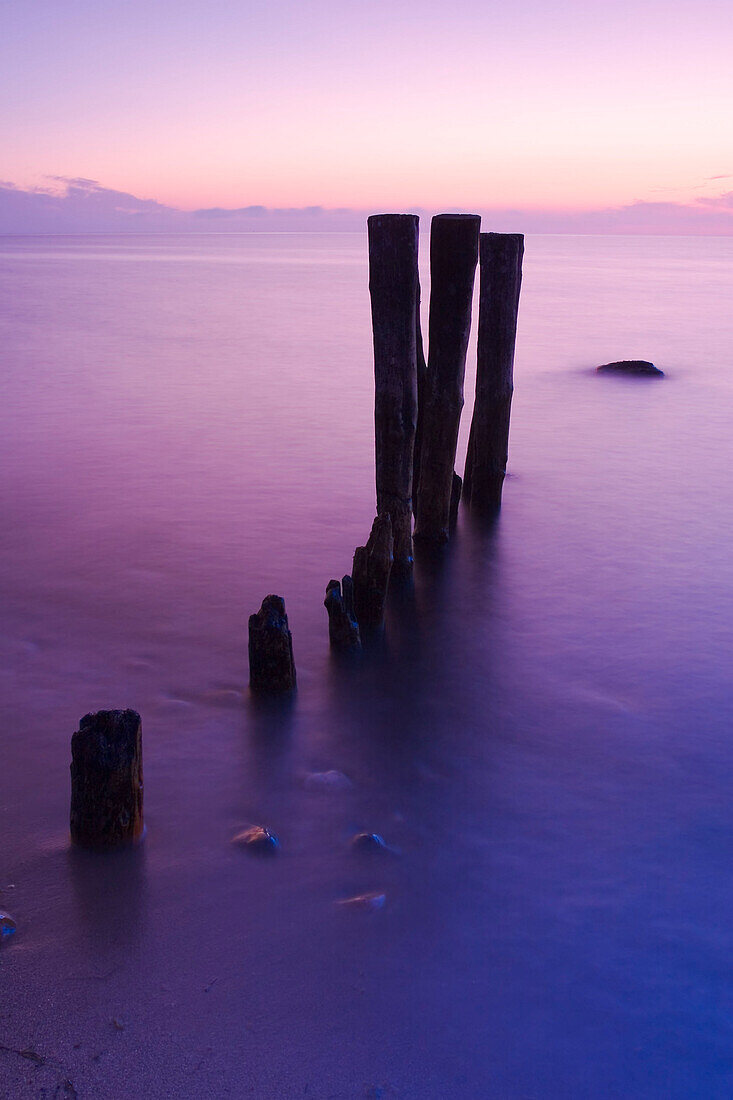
[352,513,394,629]
[596,360,664,376]
[351,831,400,856]
[232,825,280,854]
[70,709,144,850]
[0,911,17,938]
[324,576,361,650]
[351,832,388,853]
[248,595,296,694]
[303,769,352,791]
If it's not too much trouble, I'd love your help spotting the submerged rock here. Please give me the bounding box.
[248,595,296,695]
[351,832,389,853]
[232,826,280,855]
[596,360,664,376]
[303,769,352,791]
[0,911,16,938]
[337,891,386,911]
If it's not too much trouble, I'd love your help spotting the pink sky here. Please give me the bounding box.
[2,0,732,226]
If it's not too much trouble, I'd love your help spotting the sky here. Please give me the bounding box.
[2,0,733,232]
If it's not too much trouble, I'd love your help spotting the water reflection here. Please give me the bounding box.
[69,843,148,952]
[243,692,296,794]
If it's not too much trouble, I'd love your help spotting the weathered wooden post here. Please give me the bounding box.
[414,213,480,542]
[367,214,419,573]
[324,576,361,650]
[449,471,462,529]
[352,512,394,629]
[248,595,296,694]
[70,709,144,849]
[413,270,428,497]
[463,233,524,511]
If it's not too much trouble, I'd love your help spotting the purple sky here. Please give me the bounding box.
[2,0,732,232]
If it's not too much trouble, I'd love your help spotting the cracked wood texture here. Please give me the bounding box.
[248,594,297,694]
[352,512,394,629]
[70,709,144,849]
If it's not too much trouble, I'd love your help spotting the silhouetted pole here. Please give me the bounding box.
[367,214,419,573]
[414,213,480,542]
[463,233,524,511]
[70,709,144,849]
[413,269,428,498]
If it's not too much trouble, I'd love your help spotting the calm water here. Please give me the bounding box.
[1,232,732,1098]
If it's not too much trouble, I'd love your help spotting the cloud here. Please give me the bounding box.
[193,205,267,218]
[0,178,732,235]
[46,175,103,188]
[44,176,172,215]
[0,177,185,233]
[698,191,733,208]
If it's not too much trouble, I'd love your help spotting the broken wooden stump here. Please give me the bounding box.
[450,471,462,529]
[70,709,144,850]
[415,213,480,542]
[464,232,524,512]
[367,213,419,573]
[324,576,361,650]
[248,594,296,694]
[352,512,394,629]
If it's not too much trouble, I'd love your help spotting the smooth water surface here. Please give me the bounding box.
[1,233,732,1098]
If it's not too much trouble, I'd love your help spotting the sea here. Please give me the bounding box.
[1,232,732,1098]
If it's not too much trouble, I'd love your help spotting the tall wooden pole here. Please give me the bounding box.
[414,213,480,542]
[413,269,428,498]
[367,214,419,573]
[463,233,524,512]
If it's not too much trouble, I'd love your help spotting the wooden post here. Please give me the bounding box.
[413,269,428,498]
[367,214,419,573]
[324,576,361,650]
[449,471,462,529]
[414,213,480,542]
[248,595,296,694]
[70,709,144,849]
[463,233,524,511]
[352,513,394,629]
